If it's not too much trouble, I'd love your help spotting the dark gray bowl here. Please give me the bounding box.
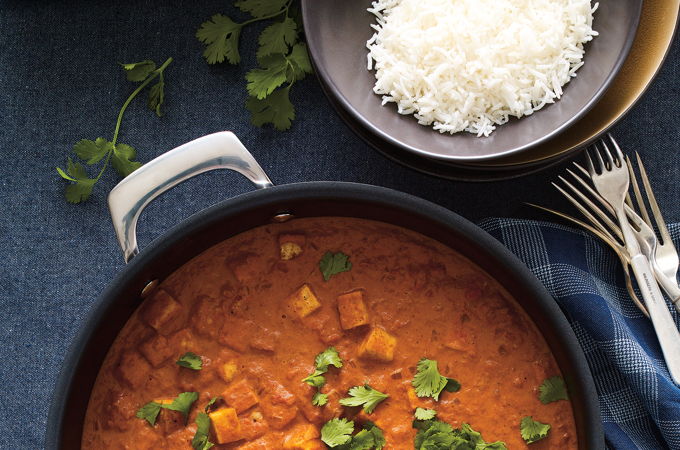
[302,0,642,163]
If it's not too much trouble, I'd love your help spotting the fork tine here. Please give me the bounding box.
[560,172,623,241]
[600,138,617,168]
[636,152,673,245]
[626,155,653,226]
[585,147,597,176]
[607,133,626,164]
[568,166,616,216]
[593,142,607,171]
[552,181,620,244]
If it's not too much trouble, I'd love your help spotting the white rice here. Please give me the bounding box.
[366,0,598,137]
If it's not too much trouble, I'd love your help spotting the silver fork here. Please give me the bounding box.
[627,155,680,309]
[587,135,680,385]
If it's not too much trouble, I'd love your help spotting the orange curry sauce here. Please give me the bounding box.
[82,217,577,449]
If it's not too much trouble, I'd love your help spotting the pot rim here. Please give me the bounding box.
[46,181,603,449]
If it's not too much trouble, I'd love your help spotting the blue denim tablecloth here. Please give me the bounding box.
[1,1,678,448]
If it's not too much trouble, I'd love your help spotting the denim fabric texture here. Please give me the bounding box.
[0,1,678,448]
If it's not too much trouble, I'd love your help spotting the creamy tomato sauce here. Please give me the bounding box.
[82,217,577,449]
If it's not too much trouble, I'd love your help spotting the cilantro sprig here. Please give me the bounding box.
[196,0,313,130]
[412,358,460,401]
[413,420,506,450]
[339,385,389,414]
[302,347,343,406]
[176,352,203,371]
[520,416,551,444]
[414,408,437,421]
[191,412,215,450]
[321,419,385,449]
[136,391,198,426]
[320,251,352,281]
[56,58,172,203]
[539,376,569,404]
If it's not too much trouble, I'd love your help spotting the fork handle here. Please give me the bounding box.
[655,272,680,313]
[630,254,680,385]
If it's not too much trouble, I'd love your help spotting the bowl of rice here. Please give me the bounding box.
[302,0,642,164]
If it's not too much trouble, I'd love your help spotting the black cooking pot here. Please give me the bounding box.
[46,132,604,448]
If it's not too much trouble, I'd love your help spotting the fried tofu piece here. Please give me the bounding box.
[279,234,306,260]
[239,410,269,440]
[288,284,321,318]
[283,423,320,448]
[261,396,298,429]
[250,327,280,353]
[223,379,259,413]
[153,398,184,435]
[358,327,397,362]
[138,333,173,368]
[299,440,325,450]
[239,438,271,450]
[337,290,369,330]
[139,289,185,335]
[218,361,238,383]
[115,350,151,389]
[209,407,242,444]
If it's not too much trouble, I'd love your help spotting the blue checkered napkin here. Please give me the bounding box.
[479,219,680,450]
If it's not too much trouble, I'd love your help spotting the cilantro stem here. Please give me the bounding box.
[94,56,173,182]
[242,0,293,26]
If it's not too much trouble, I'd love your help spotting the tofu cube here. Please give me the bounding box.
[288,284,321,318]
[218,361,238,383]
[283,423,320,448]
[140,289,185,335]
[337,291,369,330]
[138,333,173,367]
[115,350,151,389]
[239,410,269,440]
[209,407,242,444]
[223,379,260,413]
[300,440,326,450]
[358,327,397,362]
[279,234,306,260]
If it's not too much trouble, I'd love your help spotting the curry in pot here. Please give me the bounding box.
[82,217,577,449]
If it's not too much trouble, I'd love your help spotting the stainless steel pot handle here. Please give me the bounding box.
[108,131,274,263]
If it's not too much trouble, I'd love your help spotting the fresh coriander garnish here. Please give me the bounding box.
[191,412,215,450]
[319,251,352,281]
[205,396,220,412]
[312,392,328,406]
[538,376,568,404]
[412,358,460,401]
[302,369,326,388]
[315,346,344,371]
[414,420,506,449]
[56,57,172,203]
[414,407,437,421]
[176,352,203,370]
[136,391,198,426]
[520,416,551,444]
[321,418,355,447]
[348,422,385,450]
[196,0,313,130]
[339,385,389,414]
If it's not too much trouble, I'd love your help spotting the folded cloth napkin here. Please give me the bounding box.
[479,219,680,450]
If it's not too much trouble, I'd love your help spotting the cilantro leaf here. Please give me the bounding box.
[57,158,96,203]
[136,401,162,426]
[163,392,199,423]
[196,14,243,64]
[312,392,328,406]
[205,396,220,412]
[191,412,214,450]
[245,86,295,130]
[339,385,389,414]
[257,17,297,60]
[176,352,203,370]
[319,251,352,281]
[321,418,355,447]
[539,376,568,404]
[363,423,386,450]
[412,359,459,401]
[245,54,289,100]
[73,138,111,164]
[120,60,156,82]
[111,143,142,177]
[302,369,326,388]
[315,347,343,371]
[148,75,165,117]
[235,0,288,18]
[414,420,507,450]
[520,416,550,444]
[287,43,313,82]
[414,408,437,421]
